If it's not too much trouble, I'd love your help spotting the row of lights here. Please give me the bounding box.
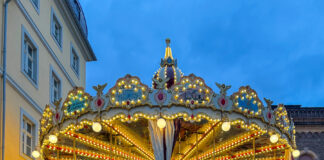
[102,122,155,159]
[46,144,112,160]
[64,131,144,160]
[35,116,299,159]
[182,119,268,160]
[193,131,263,160]
[197,144,289,160]
[53,119,153,160]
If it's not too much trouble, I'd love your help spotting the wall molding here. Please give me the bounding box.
[0,68,43,114]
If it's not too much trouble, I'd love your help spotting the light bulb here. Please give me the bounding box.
[49,135,58,144]
[157,118,166,129]
[292,150,300,158]
[92,122,102,132]
[32,150,40,158]
[222,122,231,131]
[270,134,279,143]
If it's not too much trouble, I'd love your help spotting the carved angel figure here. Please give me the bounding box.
[215,82,231,95]
[93,83,107,96]
[152,77,170,89]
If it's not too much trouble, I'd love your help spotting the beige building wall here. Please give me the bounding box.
[0,0,96,159]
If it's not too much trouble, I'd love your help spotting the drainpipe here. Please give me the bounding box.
[2,0,11,160]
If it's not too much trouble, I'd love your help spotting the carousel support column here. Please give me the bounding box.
[115,133,117,160]
[195,124,198,160]
[213,125,215,160]
[73,138,76,160]
[252,137,255,160]
[57,148,59,159]
[178,133,181,156]
[110,126,113,156]
[195,132,198,160]
[284,149,291,160]
[274,151,276,160]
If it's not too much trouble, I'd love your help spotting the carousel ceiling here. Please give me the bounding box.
[34,39,299,160]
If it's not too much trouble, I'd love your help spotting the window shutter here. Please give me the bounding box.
[33,49,37,82]
[23,40,28,73]
[77,56,79,74]
[32,124,36,150]
[50,73,53,103]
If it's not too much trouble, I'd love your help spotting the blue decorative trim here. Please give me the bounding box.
[20,108,39,160]
[49,65,62,106]
[0,68,42,114]
[50,7,63,52]
[16,0,76,87]
[21,25,39,89]
[70,42,80,79]
[29,0,40,14]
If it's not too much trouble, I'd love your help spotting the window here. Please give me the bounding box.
[22,117,34,157]
[21,26,38,87]
[30,0,39,13]
[299,154,314,160]
[31,0,38,6]
[70,45,79,76]
[20,109,38,159]
[50,67,62,104]
[51,8,63,49]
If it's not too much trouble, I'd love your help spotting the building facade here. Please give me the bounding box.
[284,105,324,160]
[0,0,96,159]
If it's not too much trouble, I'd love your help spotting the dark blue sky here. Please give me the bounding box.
[79,0,324,106]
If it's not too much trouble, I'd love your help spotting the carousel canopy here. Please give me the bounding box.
[36,39,298,160]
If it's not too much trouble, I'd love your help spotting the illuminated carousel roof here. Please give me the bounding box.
[35,39,300,160]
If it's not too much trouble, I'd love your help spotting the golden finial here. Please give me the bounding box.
[164,38,173,59]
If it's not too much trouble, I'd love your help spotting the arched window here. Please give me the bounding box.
[298,154,314,160]
[298,150,318,160]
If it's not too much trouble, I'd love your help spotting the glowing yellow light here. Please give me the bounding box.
[157,118,166,129]
[292,149,300,158]
[270,134,279,143]
[32,150,40,158]
[92,122,102,132]
[222,122,231,131]
[49,135,58,144]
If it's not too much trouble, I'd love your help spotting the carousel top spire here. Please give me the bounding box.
[164,38,173,60]
[152,38,184,89]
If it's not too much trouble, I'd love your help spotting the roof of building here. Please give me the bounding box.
[272,105,324,126]
[64,0,97,61]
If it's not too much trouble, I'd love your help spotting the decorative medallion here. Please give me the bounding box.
[171,74,213,107]
[91,83,108,111]
[215,83,231,109]
[53,99,62,124]
[154,90,167,104]
[231,86,263,116]
[263,98,274,122]
[108,74,149,108]
[62,87,90,117]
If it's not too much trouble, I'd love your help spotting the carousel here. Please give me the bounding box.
[32,39,300,160]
